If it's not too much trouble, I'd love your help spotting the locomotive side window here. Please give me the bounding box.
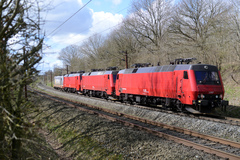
[108,75,110,79]
[183,71,188,79]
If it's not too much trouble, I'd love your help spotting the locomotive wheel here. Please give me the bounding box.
[176,100,183,112]
[102,92,108,99]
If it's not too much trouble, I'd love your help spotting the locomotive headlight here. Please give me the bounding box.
[216,95,219,98]
[220,94,223,99]
[201,94,205,99]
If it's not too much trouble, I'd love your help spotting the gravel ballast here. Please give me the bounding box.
[32,89,222,159]
[37,84,240,143]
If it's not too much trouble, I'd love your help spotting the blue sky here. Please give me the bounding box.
[86,0,130,15]
[39,0,132,73]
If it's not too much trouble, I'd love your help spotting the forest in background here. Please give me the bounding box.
[1,0,239,159]
[53,0,240,75]
[1,0,240,159]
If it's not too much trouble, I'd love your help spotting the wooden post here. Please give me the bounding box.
[51,70,52,87]
[46,73,47,85]
[125,51,128,69]
[23,47,27,100]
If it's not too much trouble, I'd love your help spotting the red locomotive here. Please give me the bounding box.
[53,58,228,113]
[53,71,85,92]
[115,59,228,112]
[81,69,118,98]
[63,73,82,92]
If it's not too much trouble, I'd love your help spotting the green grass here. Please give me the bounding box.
[215,106,240,118]
[224,85,240,104]
[54,128,122,159]
[42,122,122,159]
[31,91,123,160]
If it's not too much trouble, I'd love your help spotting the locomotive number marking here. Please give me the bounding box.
[143,89,149,93]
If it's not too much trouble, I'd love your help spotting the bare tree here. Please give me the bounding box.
[169,0,233,66]
[124,0,174,64]
[58,45,83,72]
[230,0,240,61]
[0,0,44,159]
[102,25,142,68]
[79,34,105,69]
[53,65,65,76]
[56,0,238,71]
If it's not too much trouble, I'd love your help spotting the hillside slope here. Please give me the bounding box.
[217,63,240,118]
[221,62,240,106]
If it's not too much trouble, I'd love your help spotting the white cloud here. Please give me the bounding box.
[43,0,93,36]
[50,33,87,46]
[89,10,123,34]
[112,0,122,5]
[40,50,64,72]
[45,9,123,47]
[40,0,124,72]
[77,0,83,6]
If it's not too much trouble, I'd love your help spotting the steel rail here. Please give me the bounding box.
[39,83,240,127]
[34,88,240,149]
[31,88,240,160]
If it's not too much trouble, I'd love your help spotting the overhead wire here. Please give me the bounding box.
[45,5,130,47]
[41,1,131,72]
[47,0,92,38]
[72,22,123,45]
[75,6,130,36]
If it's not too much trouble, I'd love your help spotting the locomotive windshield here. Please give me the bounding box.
[195,71,220,85]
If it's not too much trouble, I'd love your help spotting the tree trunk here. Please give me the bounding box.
[0,108,6,160]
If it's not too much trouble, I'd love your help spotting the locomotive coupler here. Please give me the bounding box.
[220,100,228,112]
[197,99,209,106]
[221,100,229,106]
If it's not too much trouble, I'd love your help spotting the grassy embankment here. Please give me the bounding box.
[216,63,240,118]
[28,91,122,159]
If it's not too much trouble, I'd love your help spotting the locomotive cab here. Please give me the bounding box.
[190,65,228,112]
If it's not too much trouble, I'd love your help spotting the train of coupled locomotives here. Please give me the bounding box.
[53,58,229,113]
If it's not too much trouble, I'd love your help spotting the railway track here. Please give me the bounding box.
[37,83,240,127]
[32,88,240,160]
[113,100,240,127]
[78,93,240,127]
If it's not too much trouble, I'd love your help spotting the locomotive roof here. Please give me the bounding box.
[118,64,218,74]
[54,76,64,78]
[82,70,118,76]
[64,73,82,77]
